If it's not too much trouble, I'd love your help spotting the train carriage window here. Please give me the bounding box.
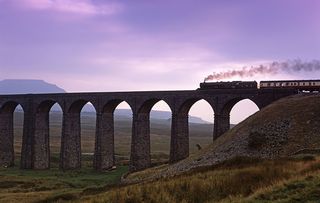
[313,82,316,85]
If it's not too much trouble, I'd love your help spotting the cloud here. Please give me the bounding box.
[11,0,122,15]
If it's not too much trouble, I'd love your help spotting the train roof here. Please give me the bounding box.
[202,81,257,83]
[260,79,320,83]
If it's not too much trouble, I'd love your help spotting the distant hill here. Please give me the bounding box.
[116,109,210,124]
[0,79,66,94]
[1,79,210,124]
[69,109,211,124]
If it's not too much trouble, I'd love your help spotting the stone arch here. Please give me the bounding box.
[0,101,25,167]
[102,99,133,114]
[60,99,97,170]
[37,100,62,114]
[141,99,172,166]
[33,100,63,169]
[170,98,215,163]
[129,98,173,171]
[212,97,261,140]
[221,97,261,116]
[229,98,260,124]
[94,99,133,170]
[178,98,216,116]
[138,98,173,114]
[68,99,96,114]
[0,101,24,113]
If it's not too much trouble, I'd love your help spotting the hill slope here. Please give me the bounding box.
[125,94,320,182]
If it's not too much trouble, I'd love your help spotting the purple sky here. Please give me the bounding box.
[0,0,319,122]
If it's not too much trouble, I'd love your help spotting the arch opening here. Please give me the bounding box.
[187,99,214,153]
[48,103,63,168]
[79,101,96,168]
[149,100,171,166]
[13,104,24,167]
[113,101,132,167]
[228,99,260,125]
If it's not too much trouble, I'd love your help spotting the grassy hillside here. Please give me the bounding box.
[2,155,320,202]
[75,155,320,203]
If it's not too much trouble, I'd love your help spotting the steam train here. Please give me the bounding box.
[199,81,257,89]
[198,80,320,91]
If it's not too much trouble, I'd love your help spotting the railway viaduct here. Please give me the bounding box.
[0,88,297,172]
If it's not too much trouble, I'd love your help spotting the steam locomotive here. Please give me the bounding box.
[199,81,257,89]
[198,80,320,91]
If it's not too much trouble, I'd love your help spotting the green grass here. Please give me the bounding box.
[0,164,128,203]
[0,166,127,188]
[248,175,320,202]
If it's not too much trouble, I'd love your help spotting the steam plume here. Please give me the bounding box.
[204,59,320,82]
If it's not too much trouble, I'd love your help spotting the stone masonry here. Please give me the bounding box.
[0,88,297,172]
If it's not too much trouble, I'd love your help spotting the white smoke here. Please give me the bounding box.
[204,59,320,82]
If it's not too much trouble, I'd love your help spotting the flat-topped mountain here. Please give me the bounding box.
[0,79,66,94]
